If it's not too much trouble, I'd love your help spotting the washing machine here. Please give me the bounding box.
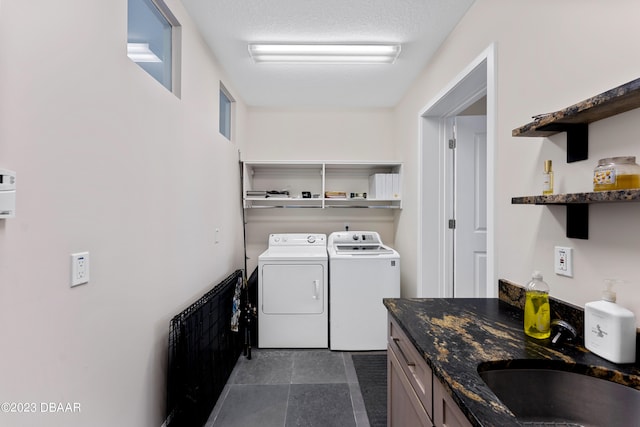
[328,231,400,350]
[258,233,328,348]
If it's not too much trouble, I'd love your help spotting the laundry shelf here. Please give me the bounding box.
[242,160,402,209]
[324,204,401,209]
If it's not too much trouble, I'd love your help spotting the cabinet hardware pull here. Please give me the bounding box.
[393,337,415,367]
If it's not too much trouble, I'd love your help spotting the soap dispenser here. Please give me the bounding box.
[524,271,551,339]
[585,280,637,364]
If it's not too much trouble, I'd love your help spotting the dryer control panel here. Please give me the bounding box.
[268,233,327,247]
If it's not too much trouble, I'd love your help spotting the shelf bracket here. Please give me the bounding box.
[565,203,588,239]
[537,123,589,163]
[565,123,589,163]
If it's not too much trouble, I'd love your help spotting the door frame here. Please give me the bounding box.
[417,43,497,298]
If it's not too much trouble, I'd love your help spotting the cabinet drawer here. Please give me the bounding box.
[388,345,433,427]
[388,316,433,419]
[433,379,472,427]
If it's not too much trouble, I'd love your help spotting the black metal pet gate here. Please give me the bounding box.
[166,268,257,427]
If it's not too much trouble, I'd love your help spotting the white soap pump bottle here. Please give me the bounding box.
[584,280,637,364]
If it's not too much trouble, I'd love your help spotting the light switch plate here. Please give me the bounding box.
[71,252,90,287]
[554,246,573,277]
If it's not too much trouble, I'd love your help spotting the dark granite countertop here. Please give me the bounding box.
[383,296,640,427]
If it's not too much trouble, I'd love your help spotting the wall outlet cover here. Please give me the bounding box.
[71,252,90,287]
[554,246,573,277]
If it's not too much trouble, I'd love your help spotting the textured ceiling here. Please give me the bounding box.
[180,0,475,108]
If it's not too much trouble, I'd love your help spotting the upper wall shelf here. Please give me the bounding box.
[512,77,640,162]
[242,161,402,210]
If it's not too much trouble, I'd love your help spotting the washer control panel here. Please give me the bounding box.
[330,231,382,245]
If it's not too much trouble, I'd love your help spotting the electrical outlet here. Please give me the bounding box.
[71,252,90,287]
[554,246,573,277]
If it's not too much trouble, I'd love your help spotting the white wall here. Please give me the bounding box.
[243,108,398,272]
[244,108,395,161]
[394,0,640,321]
[5,1,640,424]
[0,1,246,426]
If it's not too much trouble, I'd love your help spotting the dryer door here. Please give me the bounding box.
[261,264,324,314]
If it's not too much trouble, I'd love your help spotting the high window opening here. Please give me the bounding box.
[128,0,180,93]
[219,83,235,141]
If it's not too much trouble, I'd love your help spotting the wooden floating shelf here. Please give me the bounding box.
[511,189,640,205]
[512,189,640,239]
[512,77,640,163]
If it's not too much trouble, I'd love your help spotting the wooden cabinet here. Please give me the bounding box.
[388,316,472,427]
[242,161,402,209]
[388,348,432,427]
[388,316,433,426]
[433,380,472,427]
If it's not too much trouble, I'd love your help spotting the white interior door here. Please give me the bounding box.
[453,116,487,297]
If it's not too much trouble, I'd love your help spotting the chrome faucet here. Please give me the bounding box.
[550,319,578,345]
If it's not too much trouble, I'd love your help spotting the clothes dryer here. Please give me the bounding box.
[328,231,400,350]
[258,233,328,348]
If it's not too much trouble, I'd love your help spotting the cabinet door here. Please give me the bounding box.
[261,264,324,314]
[388,346,433,427]
[433,379,472,427]
[388,317,433,416]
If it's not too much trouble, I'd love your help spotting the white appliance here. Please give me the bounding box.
[258,233,328,348]
[328,231,400,350]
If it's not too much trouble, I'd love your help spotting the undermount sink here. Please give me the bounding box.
[478,363,640,427]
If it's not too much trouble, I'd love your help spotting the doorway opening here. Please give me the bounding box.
[418,44,496,298]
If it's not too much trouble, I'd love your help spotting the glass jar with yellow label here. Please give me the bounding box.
[593,156,640,191]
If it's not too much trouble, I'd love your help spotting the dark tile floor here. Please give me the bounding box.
[205,349,370,427]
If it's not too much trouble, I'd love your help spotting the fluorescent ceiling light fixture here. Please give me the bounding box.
[127,43,162,63]
[248,43,401,64]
